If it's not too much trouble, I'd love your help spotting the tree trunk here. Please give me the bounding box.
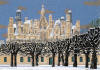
[58,52,60,66]
[36,54,39,66]
[85,53,89,68]
[90,49,97,69]
[52,52,55,67]
[14,54,17,67]
[64,51,69,66]
[61,53,64,66]
[10,53,13,67]
[73,53,77,67]
[31,53,34,66]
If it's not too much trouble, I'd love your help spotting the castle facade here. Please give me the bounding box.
[0,5,96,66]
[7,5,80,41]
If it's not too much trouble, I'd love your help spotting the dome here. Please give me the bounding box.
[68,10,72,13]
[16,9,21,12]
[72,25,76,29]
[55,19,61,25]
[61,17,64,20]
[54,19,62,28]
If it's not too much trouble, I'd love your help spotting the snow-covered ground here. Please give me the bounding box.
[0,65,100,70]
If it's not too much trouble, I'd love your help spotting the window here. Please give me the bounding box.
[4,57,7,62]
[41,57,44,62]
[80,57,83,62]
[88,57,90,62]
[72,56,74,62]
[20,57,23,62]
[28,57,31,62]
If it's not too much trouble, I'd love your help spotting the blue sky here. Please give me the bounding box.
[0,0,99,40]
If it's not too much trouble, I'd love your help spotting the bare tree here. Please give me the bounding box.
[64,38,72,66]
[0,42,21,67]
[72,35,81,67]
[47,41,57,67]
[88,28,100,69]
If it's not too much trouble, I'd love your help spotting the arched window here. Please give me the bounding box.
[88,57,90,62]
[20,57,24,62]
[41,57,44,62]
[80,57,83,62]
[72,56,74,62]
[4,57,7,62]
[28,57,31,62]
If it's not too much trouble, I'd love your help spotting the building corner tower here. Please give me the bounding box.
[65,9,72,38]
[8,17,14,40]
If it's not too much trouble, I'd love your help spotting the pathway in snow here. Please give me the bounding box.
[0,65,100,70]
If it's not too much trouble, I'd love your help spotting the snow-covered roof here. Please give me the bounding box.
[68,10,72,13]
[61,17,64,20]
[72,25,76,29]
[24,20,31,24]
[54,19,61,27]
[16,9,21,12]
[50,31,54,37]
[14,28,18,35]
[13,24,17,28]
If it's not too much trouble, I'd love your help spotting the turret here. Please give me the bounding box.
[60,17,66,36]
[8,17,13,27]
[15,9,22,23]
[65,9,72,22]
[29,19,33,34]
[41,4,45,17]
[75,20,80,35]
[18,21,22,35]
[49,14,52,21]
[65,9,72,38]
[8,17,14,39]
[49,14,53,28]
[40,4,48,29]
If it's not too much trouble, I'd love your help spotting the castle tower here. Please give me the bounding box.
[54,24,61,39]
[15,9,22,35]
[53,20,61,39]
[65,9,72,38]
[18,21,22,35]
[41,4,45,17]
[46,14,54,39]
[23,17,27,34]
[23,18,30,34]
[29,20,33,34]
[33,19,40,34]
[40,4,48,41]
[65,9,72,22]
[75,20,80,35]
[8,17,14,39]
[60,17,66,38]
[40,4,48,29]
[49,14,53,28]
[15,9,22,22]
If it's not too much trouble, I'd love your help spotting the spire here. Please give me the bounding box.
[41,4,45,16]
[65,9,72,22]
